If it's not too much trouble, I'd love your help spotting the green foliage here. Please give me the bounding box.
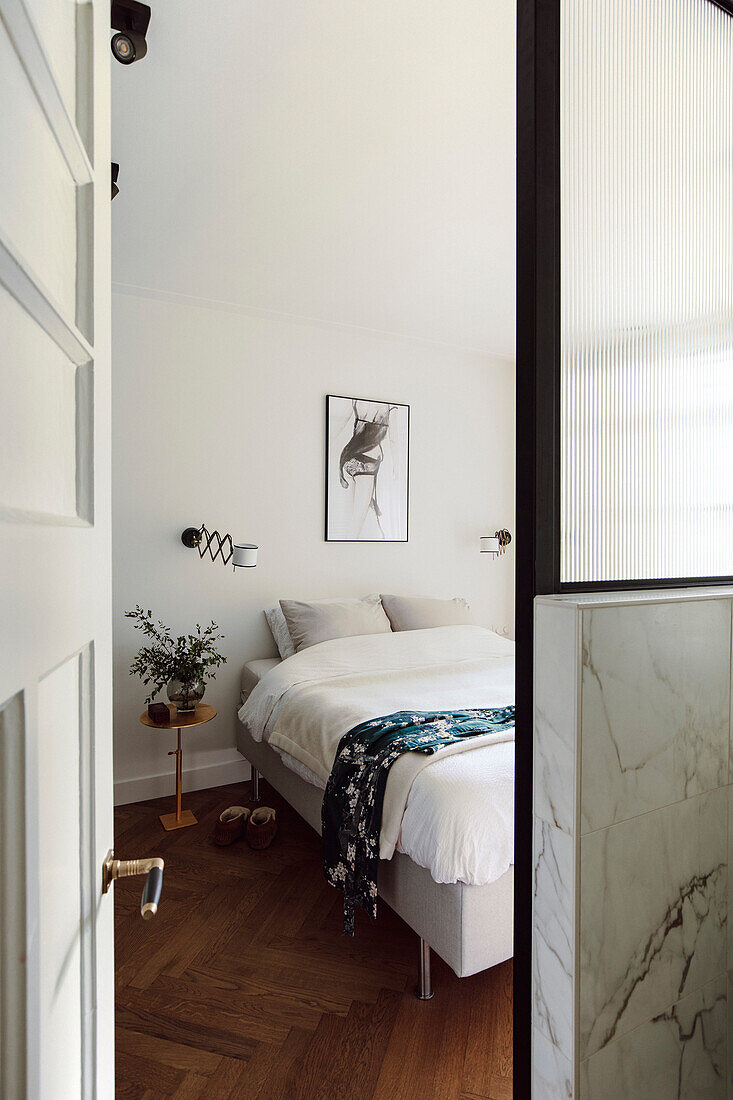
[125,606,227,704]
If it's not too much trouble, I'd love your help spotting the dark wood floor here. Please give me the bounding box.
[115,780,512,1099]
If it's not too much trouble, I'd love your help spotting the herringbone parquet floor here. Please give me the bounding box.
[115,780,513,1099]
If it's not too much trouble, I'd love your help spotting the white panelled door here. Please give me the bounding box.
[0,0,114,1097]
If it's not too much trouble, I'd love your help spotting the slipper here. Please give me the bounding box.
[213,805,249,846]
[246,806,277,850]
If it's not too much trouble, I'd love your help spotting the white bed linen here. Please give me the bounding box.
[238,625,515,887]
[270,740,515,887]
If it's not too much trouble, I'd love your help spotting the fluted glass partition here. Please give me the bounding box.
[561,0,733,583]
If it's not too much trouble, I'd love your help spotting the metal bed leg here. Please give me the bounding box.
[251,766,261,802]
[416,937,434,1000]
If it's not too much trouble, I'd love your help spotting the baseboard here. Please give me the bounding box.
[114,751,252,807]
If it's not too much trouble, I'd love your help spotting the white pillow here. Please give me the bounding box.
[264,606,296,659]
[380,595,474,632]
[279,594,391,652]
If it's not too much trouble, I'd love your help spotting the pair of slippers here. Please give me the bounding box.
[213,805,278,850]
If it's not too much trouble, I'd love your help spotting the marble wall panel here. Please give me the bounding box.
[534,817,576,1058]
[535,601,579,836]
[580,789,727,1059]
[534,1026,574,1100]
[579,976,726,1100]
[580,601,730,834]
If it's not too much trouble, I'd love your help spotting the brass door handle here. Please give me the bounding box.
[102,850,165,919]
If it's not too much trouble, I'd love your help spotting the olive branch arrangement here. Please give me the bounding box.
[125,606,227,704]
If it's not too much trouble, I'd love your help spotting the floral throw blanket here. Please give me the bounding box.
[321,707,516,934]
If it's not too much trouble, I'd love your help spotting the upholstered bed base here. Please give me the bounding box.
[236,722,513,980]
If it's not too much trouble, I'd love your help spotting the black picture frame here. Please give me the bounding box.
[325,394,410,543]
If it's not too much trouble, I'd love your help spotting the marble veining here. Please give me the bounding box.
[533,591,733,1098]
[579,976,726,1100]
[534,601,579,836]
[533,1026,573,1100]
[580,789,727,1059]
[534,817,575,1057]
[580,601,730,833]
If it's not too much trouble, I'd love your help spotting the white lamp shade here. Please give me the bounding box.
[232,543,258,568]
[480,535,500,554]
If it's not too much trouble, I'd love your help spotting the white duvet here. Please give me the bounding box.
[238,625,515,887]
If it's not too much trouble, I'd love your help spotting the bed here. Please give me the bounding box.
[236,624,514,997]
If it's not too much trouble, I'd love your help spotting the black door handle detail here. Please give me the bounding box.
[102,851,165,919]
[141,864,164,919]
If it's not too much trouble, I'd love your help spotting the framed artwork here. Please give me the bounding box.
[325,395,410,542]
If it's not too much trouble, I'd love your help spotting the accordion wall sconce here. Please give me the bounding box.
[480,530,512,558]
[181,524,258,570]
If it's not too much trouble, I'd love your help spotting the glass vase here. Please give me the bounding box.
[166,678,205,714]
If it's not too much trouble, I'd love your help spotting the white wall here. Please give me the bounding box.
[110,0,516,356]
[112,288,515,803]
[111,0,517,802]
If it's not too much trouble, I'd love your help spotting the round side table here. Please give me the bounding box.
[140,703,217,831]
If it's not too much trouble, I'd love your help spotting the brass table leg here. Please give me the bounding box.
[174,728,182,822]
[160,727,198,831]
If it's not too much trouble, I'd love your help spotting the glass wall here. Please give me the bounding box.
[561,0,733,583]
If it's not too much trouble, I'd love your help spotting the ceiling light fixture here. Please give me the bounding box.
[111,0,151,65]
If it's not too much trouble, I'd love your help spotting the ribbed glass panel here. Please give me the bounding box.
[561,0,733,583]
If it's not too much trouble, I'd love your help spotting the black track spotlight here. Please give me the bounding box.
[111,162,120,201]
[111,28,146,64]
[111,0,150,65]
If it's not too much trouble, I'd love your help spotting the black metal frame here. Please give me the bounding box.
[324,394,410,544]
[531,0,733,599]
[515,1,733,1095]
[515,3,560,1095]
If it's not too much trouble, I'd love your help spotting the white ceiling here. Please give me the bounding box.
[111,0,516,357]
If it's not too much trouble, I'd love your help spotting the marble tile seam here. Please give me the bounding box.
[534,782,733,841]
[575,970,728,1069]
[576,780,733,839]
[578,786,727,1059]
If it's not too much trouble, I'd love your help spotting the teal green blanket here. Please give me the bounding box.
[321,707,515,935]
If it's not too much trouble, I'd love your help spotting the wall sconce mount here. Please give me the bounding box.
[181,524,258,570]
